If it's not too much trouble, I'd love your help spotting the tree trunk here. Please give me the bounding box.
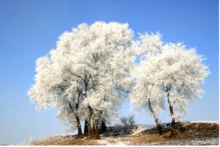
[84,120,88,135]
[76,116,84,139]
[153,115,162,135]
[95,119,101,139]
[148,98,163,135]
[68,101,84,139]
[87,107,93,139]
[167,91,175,136]
[91,119,95,138]
[156,123,162,135]
[101,120,107,133]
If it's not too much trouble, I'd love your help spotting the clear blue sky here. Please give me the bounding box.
[0,0,218,144]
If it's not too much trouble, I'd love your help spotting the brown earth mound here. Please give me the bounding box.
[167,122,219,139]
[127,121,219,145]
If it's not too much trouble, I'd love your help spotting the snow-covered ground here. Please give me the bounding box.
[131,125,155,136]
[95,139,129,146]
[187,120,219,124]
[149,138,219,145]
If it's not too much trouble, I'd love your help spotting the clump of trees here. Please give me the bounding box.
[28,22,210,139]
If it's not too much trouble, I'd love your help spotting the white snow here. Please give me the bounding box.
[131,125,155,136]
[95,139,130,146]
[59,134,72,136]
[149,138,219,145]
[113,142,129,146]
[187,120,219,124]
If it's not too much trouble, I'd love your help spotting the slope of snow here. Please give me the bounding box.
[188,120,219,124]
[131,125,155,136]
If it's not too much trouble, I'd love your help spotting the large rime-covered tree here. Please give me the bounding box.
[76,21,135,139]
[28,21,135,139]
[131,32,210,135]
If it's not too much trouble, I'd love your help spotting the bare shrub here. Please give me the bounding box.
[115,115,135,134]
[127,115,135,126]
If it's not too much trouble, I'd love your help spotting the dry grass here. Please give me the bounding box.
[126,122,219,145]
[15,122,219,146]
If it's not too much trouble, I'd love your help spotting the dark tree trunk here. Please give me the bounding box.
[101,120,107,133]
[148,98,162,135]
[76,116,84,139]
[95,119,101,139]
[156,124,162,135]
[167,91,175,136]
[87,106,93,139]
[91,119,95,138]
[68,101,83,139]
[84,120,88,135]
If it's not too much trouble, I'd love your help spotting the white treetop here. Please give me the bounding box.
[131,32,210,123]
[28,21,135,133]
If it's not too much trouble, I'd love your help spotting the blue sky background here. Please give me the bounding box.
[0,0,218,144]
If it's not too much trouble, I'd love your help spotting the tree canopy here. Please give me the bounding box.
[130,32,210,135]
[28,21,135,139]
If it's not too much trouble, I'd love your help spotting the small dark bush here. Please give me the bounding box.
[115,115,135,134]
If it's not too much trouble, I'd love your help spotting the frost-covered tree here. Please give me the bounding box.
[131,33,165,135]
[28,21,135,139]
[75,21,135,139]
[131,32,210,135]
[27,54,86,138]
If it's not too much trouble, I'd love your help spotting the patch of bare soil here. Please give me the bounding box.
[127,122,219,145]
[16,122,219,146]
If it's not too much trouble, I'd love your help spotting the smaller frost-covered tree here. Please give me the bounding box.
[131,32,210,135]
[156,42,210,134]
[131,32,165,135]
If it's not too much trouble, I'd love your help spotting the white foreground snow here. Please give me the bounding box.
[149,138,219,145]
[96,139,129,146]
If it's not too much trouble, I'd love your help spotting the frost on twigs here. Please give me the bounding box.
[130,32,210,135]
[27,21,135,136]
[27,21,210,139]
